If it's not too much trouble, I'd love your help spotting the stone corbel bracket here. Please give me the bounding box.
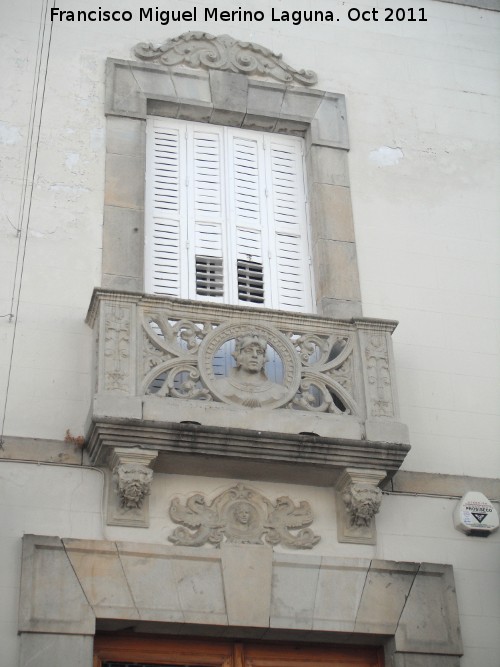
[336,468,386,544]
[107,447,158,527]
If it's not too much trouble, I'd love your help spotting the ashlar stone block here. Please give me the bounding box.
[280,87,324,124]
[102,206,144,282]
[313,557,370,632]
[309,93,349,149]
[19,633,93,667]
[245,80,286,131]
[317,297,363,319]
[309,183,355,243]
[106,61,146,116]
[395,564,462,655]
[104,153,145,210]
[355,560,419,635]
[305,144,350,188]
[209,70,248,126]
[170,552,228,625]
[19,535,95,635]
[313,239,362,304]
[270,553,322,630]
[62,538,139,620]
[116,542,186,622]
[132,66,177,100]
[221,543,272,627]
[105,116,146,157]
[170,68,212,105]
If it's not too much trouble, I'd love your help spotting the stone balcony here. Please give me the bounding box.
[85,289,410,486]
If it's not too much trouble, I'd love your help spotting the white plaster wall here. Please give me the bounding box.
[0,462,499,666]
[0,462,103,667]
[1,0,498,478]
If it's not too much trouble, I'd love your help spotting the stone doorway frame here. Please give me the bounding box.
[18,535,462,667]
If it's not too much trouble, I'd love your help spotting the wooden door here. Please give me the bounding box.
[94,636,383,667]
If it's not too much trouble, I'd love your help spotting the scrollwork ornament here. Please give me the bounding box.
[134,32,318,86]
[167,365,211,400]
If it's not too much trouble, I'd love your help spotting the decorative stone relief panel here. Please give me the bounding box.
[336,468,386,544]
[355,320,399,421]
[134,32,318,86]
[103,303,132,393]
[141,307,360,416]
[168,483,321,549]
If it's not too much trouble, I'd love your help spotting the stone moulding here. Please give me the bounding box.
[134,31,318,86]
[18,535,464,667]
[168,483,320,549]
[86,420,410,488]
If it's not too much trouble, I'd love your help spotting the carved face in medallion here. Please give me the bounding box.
[233,337,267,374]
[232,501,254,525]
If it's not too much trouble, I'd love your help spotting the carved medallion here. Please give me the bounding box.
[134,32,318,86]
[168,483,320,549]
[199,323,301,408]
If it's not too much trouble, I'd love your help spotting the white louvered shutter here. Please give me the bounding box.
[227,130,268,306]
[264,135,312,312]
[146,118,313,312]
[187,124,226,303]
[145,119,186,297]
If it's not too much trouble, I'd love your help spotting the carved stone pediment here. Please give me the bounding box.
[168,483,320,549]
[134,31,318,86]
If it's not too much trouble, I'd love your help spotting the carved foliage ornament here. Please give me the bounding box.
[134,32,318,86]
[365,334,394,417]
[113,463,153,510]
[168,483,321,549]
[342,483,382,527]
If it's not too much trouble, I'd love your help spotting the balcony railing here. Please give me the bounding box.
[86,290,410,479]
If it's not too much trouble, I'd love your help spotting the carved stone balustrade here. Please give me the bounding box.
[85,289,410,485]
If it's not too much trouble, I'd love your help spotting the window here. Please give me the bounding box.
[145,118,314,313]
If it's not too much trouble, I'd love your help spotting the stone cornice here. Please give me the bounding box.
[87,418,410,486]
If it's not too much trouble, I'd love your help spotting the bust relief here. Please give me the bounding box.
[199,323,302,409]
[214,334,288,408]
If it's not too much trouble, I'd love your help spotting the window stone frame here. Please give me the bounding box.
[103,57,362,318]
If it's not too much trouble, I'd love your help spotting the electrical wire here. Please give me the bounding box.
[0,0,55,446]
